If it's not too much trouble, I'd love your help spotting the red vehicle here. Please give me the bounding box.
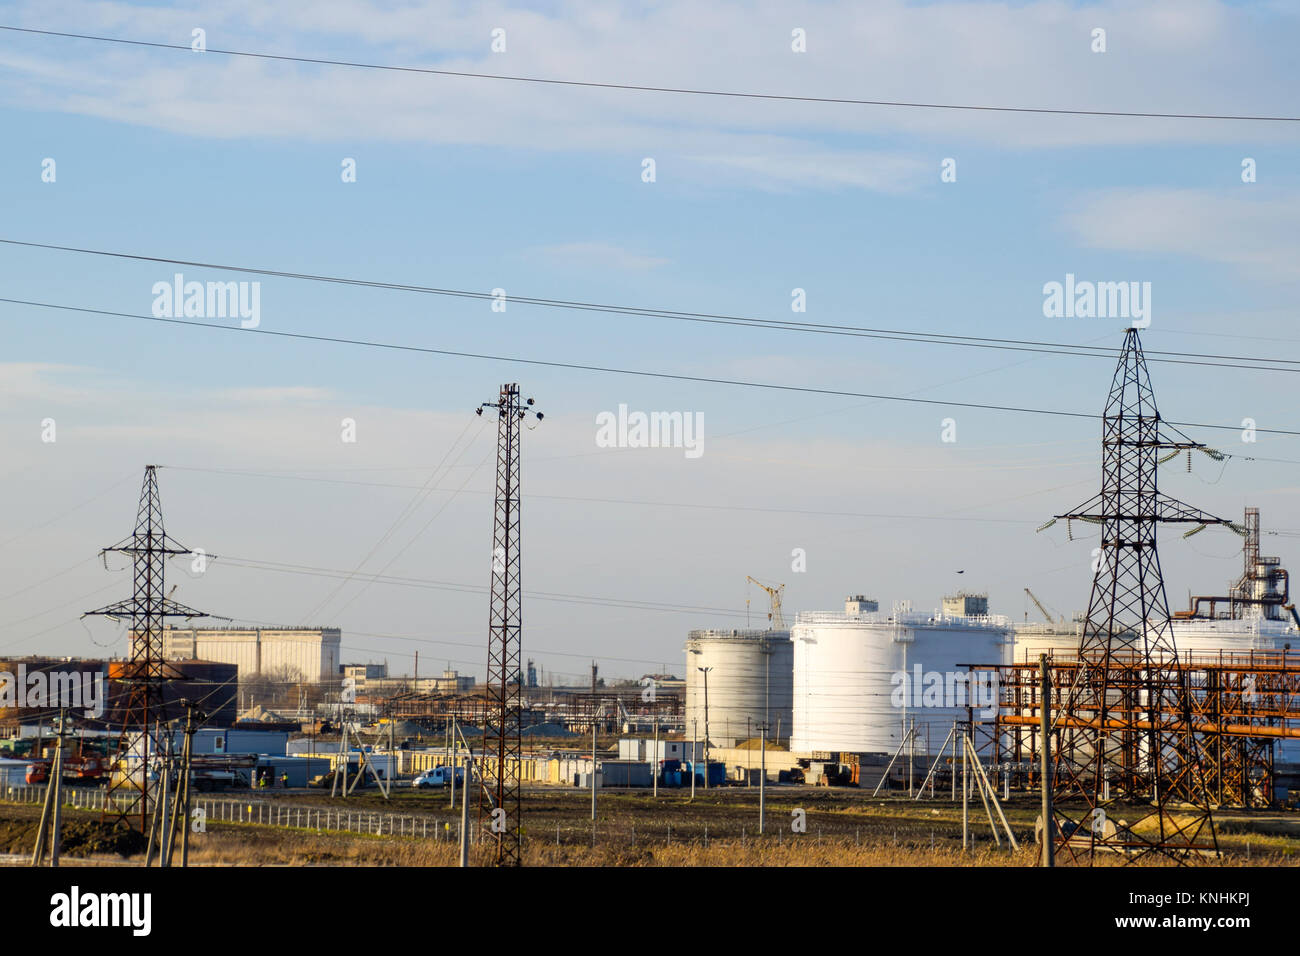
[67,755,104,780]
[24,754,103,784]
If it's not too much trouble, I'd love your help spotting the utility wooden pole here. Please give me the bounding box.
[32,711,69,867]
[165,701,202,868]
[49,726,64,869]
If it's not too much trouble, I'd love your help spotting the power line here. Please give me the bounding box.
[207,553,753,618]
[300,416,484,622]
[321,450,495,623]
[3,239,1300,373]
[160,463,1043,524]
[0,470,140,548]
[6,294,1300,437]
[1,25,1296,122]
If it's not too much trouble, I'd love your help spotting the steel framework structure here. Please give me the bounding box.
[1049,328,1233,864]
[84,466,211,832]
[974,649,1300,811]
[476,384,541,866]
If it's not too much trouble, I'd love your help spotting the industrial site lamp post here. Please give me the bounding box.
[698,666,712,790]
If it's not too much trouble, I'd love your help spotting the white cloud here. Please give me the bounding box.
[0,362,103,403]
[685,149,928,193]
[214,385,335,404]
[1,0,1294,193]
[1063,188,1300,283]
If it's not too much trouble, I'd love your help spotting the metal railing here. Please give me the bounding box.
[0,786,452,840]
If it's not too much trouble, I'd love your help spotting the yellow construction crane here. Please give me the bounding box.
[1023,587,1056,624]
[746,576,786,630]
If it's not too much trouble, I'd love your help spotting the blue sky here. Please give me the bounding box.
[0,0,1298,682]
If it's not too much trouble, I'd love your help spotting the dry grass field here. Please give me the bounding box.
[3,784,1297,866]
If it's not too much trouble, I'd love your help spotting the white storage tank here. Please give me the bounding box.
[684,629,793,747]
[791,598,1012,756]
[1012,620,1085,663]
[1014,616,1300,763]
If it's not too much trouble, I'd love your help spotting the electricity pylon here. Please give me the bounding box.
[1050,329,1230,865]
[476,385,542,866]
[84,466,213,832]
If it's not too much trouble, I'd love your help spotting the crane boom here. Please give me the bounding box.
[746,576,786,630]
[1024,587,1053,624]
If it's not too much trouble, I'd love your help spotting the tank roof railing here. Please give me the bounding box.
[794,610,1014,630]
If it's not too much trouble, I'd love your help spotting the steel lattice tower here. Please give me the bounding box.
[476,385,541,866]
[1051,329,1229,864]
[84,466,211,832]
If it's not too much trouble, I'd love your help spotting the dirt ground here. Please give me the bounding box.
[3,785,1297,866]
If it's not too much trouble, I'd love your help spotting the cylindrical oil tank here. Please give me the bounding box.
[791,603,1012,756]
[684,629,793,748]
[1169,618,1297,660]
[1014,617,1300,765]
[1011,622,1085,663]
[1013,618,1299,663]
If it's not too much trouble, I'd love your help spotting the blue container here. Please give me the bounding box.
[685,761,726,787]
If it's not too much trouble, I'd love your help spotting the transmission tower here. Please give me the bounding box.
[476,384,542,866]
[84,465,212,832]
[1050,329,1231,865]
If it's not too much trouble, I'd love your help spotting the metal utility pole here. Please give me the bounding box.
[591,662,598,823]
[907,716,915,797]
[690,718,698,800]
[1051,329,1228,865]
[760,642,772,834]
[698,666,712,790]
[476,385,542,867]
[459,753,471,868]
[84,466,215,833]
[961,723,969,851]
[1039,656,1054,868]
[651,701,659,798]
[449,717,457,810]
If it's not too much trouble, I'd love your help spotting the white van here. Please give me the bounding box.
[412,765,464,789]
